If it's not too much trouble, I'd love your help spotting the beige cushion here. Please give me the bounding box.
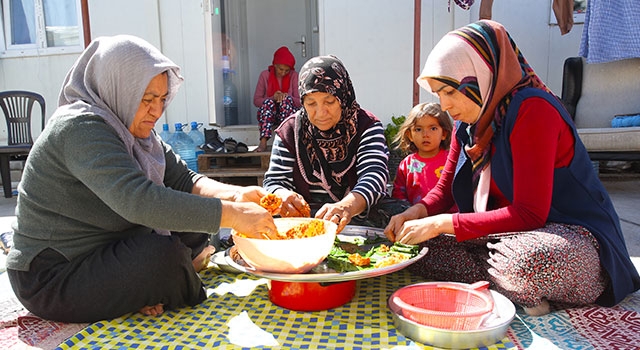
[573,58,640,154]
[577,127,640,152]
[575,58,640,129]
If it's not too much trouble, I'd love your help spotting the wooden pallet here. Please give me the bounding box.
[197,150,270,186]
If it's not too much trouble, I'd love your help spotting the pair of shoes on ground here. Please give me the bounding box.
[203,129,248,153]
[223,138,248,153]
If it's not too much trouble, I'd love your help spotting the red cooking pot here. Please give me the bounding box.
[268,280,357,311]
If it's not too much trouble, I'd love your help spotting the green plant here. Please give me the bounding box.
[384,115,407,181]
[383,115,406,149]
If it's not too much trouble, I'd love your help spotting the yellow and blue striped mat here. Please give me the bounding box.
[57,268,517,349]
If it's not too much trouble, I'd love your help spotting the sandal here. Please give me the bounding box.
[223,138,238,153]
[235,142,248,153]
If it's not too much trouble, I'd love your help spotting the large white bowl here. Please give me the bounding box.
[231,218,338,274]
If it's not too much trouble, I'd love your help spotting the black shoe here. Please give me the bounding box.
[204,128,224,153]
[204,128,222,144]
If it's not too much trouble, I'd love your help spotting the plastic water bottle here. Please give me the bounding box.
[222,56,239,126]
[159,123,172,143]
[188,122,205,147]
[188,121,205,157]
[172,123,198,172]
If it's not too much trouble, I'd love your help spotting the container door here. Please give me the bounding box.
[204,0,319,126]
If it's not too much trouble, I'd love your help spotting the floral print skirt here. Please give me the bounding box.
[408,222,609,309]
[257,96,297,139]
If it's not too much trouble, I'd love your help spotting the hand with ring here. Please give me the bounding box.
[316,204,349,233]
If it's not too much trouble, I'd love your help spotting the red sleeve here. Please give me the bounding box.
[453,97,575,241]
[253,70,270,107]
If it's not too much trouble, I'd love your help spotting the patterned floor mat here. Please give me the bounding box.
[1,268,639,349]
[0,294,87,350]
[57,270,517,349]
[507,292,640,350]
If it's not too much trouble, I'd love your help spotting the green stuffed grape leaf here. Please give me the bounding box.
[327,236,419,272]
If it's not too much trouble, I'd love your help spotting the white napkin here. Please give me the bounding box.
[207,278,268,297]
[227,311,279,347]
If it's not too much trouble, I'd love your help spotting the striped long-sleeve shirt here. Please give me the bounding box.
[263,120,390,217]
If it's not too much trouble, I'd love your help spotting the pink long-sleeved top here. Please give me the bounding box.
[252,69,301,108]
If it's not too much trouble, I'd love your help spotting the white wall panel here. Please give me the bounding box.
[0,0,584,141]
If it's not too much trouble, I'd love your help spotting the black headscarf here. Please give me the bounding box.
[295,55,361,201]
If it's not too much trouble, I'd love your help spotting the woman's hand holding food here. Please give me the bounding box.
[385,213,454,245]
[315,203,350,233]
[233,185,269,204]
[315,193,366,233]
[275,189,311,218]
[192,178,266,204]
[220,201,278,239]
[384,204,428,242]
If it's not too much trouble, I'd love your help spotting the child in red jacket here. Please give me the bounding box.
[392,103,455,210]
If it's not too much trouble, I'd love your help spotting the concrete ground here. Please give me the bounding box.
[1,174,639,271]
[601,175,640,263]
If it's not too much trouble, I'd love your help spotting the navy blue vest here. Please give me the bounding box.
[453,88,640,306]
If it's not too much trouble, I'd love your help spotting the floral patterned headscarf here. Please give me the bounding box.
[417,20,551,189]
[295,55,360,201]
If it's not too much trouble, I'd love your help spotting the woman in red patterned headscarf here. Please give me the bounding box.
[253,46,301,152]
[384,20,639,315]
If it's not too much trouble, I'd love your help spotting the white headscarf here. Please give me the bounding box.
[54,35,183,186]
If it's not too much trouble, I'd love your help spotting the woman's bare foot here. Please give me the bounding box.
[193,245,216,272]
[255,138,268,152]
[139,303,164,316]
[523,299,551,316]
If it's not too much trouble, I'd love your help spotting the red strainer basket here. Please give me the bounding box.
[391,281,494,330]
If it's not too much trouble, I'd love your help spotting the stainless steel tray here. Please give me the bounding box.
[223,225,428,283]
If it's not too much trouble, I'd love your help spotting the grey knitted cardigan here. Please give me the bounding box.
[7,36,222,271]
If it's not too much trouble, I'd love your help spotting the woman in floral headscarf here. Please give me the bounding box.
[384,20,639,315]
[263,55,406,232]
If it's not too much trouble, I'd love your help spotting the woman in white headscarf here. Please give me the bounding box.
[6,35,278,323]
